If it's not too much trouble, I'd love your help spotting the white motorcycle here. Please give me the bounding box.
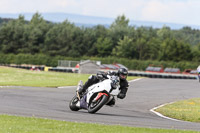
[69,75,120,113]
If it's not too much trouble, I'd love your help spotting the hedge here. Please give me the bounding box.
[0,54,199,71]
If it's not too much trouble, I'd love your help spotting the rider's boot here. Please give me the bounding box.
[78,75,97,94]
[77,81,84,95]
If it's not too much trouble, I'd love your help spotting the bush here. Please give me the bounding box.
[0,54,198,71]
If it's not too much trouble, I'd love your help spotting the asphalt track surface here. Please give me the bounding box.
[0,78,200,131]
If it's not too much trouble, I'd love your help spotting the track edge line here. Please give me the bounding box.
[150,102,190,123]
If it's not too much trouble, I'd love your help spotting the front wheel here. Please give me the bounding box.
[69,95,80,111]
[88,94,109,114]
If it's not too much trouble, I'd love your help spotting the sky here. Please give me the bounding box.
[0,0,199,26]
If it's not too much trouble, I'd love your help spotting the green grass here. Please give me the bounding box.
[0,66,138,87]
[0,114,199,133]
[0,66,90,87]
[4,66,198,132]
[155,98,200,123]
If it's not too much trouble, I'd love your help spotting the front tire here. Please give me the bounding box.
[88,95,108,114]
[69,95,80,111]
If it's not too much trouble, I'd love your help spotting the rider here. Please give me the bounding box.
[197,65,200,82]
[78,68,129,106]
[197,65,200,73]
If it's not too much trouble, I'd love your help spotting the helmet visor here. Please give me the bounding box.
[120,74,127,79]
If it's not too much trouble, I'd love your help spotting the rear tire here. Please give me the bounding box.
[69,95,80,111]
[88,95,108,114]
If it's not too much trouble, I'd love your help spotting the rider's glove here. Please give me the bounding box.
[97,72,107,80]
[97,74,104,80]
[107,71,116,76]
[117,93,126,99]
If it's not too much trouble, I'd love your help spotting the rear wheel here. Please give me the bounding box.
[69,95,80,111]
[88,94,108,114]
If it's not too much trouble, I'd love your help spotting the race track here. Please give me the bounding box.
[0,78,200,131]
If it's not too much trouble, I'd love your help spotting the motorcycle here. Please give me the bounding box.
[69,75,120,114]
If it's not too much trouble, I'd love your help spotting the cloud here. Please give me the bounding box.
[71,0,146,19]
[0,0,81,13]
[139,0,200,25]
[0,0,199,25]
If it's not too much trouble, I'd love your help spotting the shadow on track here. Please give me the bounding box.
[66,109,153,120]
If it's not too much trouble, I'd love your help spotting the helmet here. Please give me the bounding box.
[118,68,128,80]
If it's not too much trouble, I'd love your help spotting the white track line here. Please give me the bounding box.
[57,86,75,89]
[150,102,187,122]
[129,78,143,83]
[0,86,13,88]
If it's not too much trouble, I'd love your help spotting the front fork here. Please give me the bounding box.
[105,95,114,105]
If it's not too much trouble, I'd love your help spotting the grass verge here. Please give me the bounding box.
[155,98,200,123]
[0,66,138,87]
[0,114,199,133]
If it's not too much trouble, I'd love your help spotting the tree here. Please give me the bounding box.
[112,36,136,58]
[159,38,192,61]
[157,26,173,40]
[192,43,200,62]
[0,15,26,54]
[174,26,200,46]
[24,12,50,54]
[75,27,97,56]
[44,20,82,57]
[110,15,129,28]
[109,15,130,49]
[95,37,113,57]
[145,38,161,60]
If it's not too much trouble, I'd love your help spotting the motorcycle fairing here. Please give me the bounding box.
[86,79,111,103]
[86,79,120,103]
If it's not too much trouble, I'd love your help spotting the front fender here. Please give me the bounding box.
[87,90,110,105]
[86,80,112,103]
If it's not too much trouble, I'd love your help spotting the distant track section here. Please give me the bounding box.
[128,71,197,80]
[1,64,197,79]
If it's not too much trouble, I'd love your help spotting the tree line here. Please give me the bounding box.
[0,13,199,63]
